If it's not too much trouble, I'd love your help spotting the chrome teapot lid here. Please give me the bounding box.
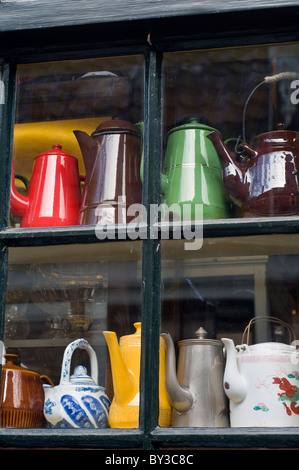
[178,327,223,347]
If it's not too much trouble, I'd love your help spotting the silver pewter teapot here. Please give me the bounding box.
[161,327,229,427]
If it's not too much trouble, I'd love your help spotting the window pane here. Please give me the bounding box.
[10,56,144,228]
[162,43,299,220]
[161,42,299,429]
[161,234,299,427]
[4,241,143,429]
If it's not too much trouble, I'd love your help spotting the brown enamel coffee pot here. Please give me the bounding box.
[74,119,143,225]
[208,72,299,217]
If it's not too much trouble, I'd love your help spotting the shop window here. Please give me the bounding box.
[2,35,299,444]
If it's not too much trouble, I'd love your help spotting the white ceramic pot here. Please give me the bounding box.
[43,338,110,428]
[222,317,299,427]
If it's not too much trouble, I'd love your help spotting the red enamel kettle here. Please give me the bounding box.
[10,144,83,227]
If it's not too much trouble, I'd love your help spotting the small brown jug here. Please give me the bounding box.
[0,354,53,428]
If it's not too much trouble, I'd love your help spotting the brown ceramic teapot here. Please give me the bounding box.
[74,119,143,225]
[0,354,53,428]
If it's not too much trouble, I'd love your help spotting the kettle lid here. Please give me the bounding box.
[91,119,142,138]
[252,122,299,147]
[69,365,95,385]
[35,144,77,160]
[3,353,41,379]
[168,117,219,136]
[3,354,22,369]
[247,342,296,353]
[178,327,223,347]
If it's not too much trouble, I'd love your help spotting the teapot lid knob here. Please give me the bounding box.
[276,122,285,130]
[73,365,87,376]
[70,365,94,384]
[194,327,208,339]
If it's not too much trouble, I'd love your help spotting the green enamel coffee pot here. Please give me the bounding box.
[161,117,231,220]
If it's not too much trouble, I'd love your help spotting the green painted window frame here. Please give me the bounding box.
[1,2,299,450]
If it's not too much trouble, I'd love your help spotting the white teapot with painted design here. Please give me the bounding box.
[222,316,299,427]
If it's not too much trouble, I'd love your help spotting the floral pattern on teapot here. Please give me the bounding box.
[273,374,299,416]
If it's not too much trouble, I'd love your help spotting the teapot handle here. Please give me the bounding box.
[40,374,55,387]
[242,316,295,345]
[15,174,30,192]
[238,142,258,159]
[59,338,98,385]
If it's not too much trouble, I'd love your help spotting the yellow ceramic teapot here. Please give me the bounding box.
[103,322,171,428]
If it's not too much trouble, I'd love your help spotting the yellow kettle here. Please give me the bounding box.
[103,322,171,428]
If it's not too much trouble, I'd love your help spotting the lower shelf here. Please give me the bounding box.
[0,426,298,450]
[151,426,299,449]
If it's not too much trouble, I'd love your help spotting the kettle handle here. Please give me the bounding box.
[242,316,295,345]
[15,174,30,191]
[60,338,98,385]
[242,72,299,142]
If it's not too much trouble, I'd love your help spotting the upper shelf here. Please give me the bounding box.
[2,216,299,248]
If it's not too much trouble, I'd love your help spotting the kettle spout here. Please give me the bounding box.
[222,338,247,403]
[103,330,135,405]
[73,130,98,178]
[207,131,249,206]
[207,131,239,167]
[10,161,29,219]
[161,333,193,413]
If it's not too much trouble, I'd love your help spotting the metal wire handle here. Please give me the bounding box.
[241,315,296,345]
[242,71,299,143]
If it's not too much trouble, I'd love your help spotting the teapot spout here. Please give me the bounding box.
[207,131,249,206]
[207,131,239,168]
[103,330,135,405]
[73,130,98,179]
[42,382,62,426]
[10,161,29,219]
[43,382,55,402]
[222,338,247,403]
[161,332,193,413]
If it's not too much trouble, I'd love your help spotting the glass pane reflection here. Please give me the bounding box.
[163,43,299,220]
[161,235,299,427]
[4,242,142,428]
[10,56,144,228]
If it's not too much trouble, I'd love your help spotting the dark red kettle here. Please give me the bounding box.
[10,144,82,227]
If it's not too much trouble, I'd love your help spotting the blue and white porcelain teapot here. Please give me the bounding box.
[43,338,110,428]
